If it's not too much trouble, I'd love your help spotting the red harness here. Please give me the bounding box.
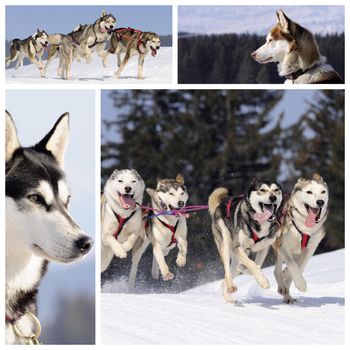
[156,217,179,247]
[292,220,310,249]
[113,210,136,240]
[113,27,145,54]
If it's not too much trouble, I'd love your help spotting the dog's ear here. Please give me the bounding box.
[156,177,164,183]
[110,169,119,179]
[276,9,290,32]
[176,173,184,185]
[250,178,259,190]
[36,112,69,169]
[5,110,21,161]
[101,9,107,17]
[146,188,155,197]
[312,173,323,182]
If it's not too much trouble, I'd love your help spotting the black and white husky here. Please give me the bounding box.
[101,169,145,272]
[129,174,189,288]
[274,174,329,304]
[5,111,93,344]
[251,9,343,84]
[208,180,284,303]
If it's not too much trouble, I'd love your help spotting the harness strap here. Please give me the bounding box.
[156,217,179,247]
[226,198,233,218]
[292,220,310,249]
[113,210,136,240]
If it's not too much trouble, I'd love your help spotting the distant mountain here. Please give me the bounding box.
[178,5,344,35]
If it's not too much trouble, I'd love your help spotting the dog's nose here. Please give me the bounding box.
[269,195,277,203]
[156,46,160,50]
[251,51,256,59]
[75,236,93,254]
[178,201,185,208]
[316,200,324,208]
[110,25,114,29]
[125,186,132,193]
[45,41,48,45]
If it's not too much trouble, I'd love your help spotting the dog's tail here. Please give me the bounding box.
[208,187,228,216]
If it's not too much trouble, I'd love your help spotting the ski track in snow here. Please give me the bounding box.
[101,250,344,344]
[6,47,172,84]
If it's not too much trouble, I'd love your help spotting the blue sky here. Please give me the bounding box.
[178,5,344,35]
[6,5,172,40]
[6,90,95,336]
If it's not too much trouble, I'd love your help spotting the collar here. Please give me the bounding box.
[284,64,318,83]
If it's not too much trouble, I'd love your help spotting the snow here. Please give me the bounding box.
[5,47,172,84]
[101,249,344,344]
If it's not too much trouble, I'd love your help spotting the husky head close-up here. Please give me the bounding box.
[292,173,329,227]
[251,9,320,75]
[33,29,49,48]
[98,10,116,33]
[147,174,189,216]
[248,179,283,223]
[5,111,93,263]
[142,32,161,56]
[105,169,145,211]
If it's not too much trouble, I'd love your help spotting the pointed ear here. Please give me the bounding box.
[156,177,164,183]
[37,113,69,169]
[146,188,155,197]
[176,173,184,185]
[101,9,107,16]
[312,173,323,182]
[5,110,21,161]
[276,9,290,32]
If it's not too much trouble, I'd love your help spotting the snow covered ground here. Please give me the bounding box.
[5,47,172,84]
[101,249,344,344]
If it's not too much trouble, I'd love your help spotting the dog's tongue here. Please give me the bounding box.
[254,206,273,224]
[119,194,136,210]
[100,27,107,33]
[151,48,157,57]
[305,207,319,228]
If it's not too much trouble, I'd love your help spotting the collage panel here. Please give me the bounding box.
[5,90,95,344]
[178,5,345,84]
[100,89,344,344]
[5,5,172,84]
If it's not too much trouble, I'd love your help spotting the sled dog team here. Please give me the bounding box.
[5,10,161,80]
[101,169,329,304]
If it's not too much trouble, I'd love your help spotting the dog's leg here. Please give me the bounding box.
[114,53,130,79]
[117,51,121,67]
[102,234,127,259]
[128,236,150,290]
[176,235,187,267]
[137,54,145,79]
[151,255,160,280]
[234,246,270,289]
[101,244,115,273]
[238,246,270,274]
[65,50,73,80]
[152,243,173,281]
[14,53,23,70]
[121,231,139,252]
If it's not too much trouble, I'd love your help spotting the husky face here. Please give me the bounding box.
[34,29,49,48]
[150,174,189,214]
[249,180,283,218]
[292,173,329,227]
[5,111,93,263]
[99,13,116,33]
[107,169,145,210]
[144,33,161,56]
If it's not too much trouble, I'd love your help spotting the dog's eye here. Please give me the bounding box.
[274,189,280,194]
[307,190,312,194]
[132,180,136,183]
[118,180,123,183]
[321,190,326,194]
[181,192,184,195]
[66,195,71,206]
[27,194,45,205]
[260,189,266,193]
[170,193,175,196]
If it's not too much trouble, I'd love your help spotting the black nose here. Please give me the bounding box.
[156,46,160,49]
[125,186,131,193]
[45,41,48,44]
[178,201,185,208]
[110,25,114,29]
[251,51,256,59]
[316,200,324,208]
[75,236,93,254]
[269,195,277,203]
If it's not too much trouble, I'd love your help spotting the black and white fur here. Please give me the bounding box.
[5,111,93,344]
[208,180,284,303]
[101,169,145,272]
[274,174,329,304]
[129,174,189,289]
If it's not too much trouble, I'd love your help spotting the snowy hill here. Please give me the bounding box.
[6,47,172,84]
[101,249,344,344]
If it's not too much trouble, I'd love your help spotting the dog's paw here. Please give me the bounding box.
[278,286,289,296]
[113,248,127,259]
[257,275,270,289]
[226,285,238,294]
[122,242,133,252]
[162,272,174,281]
[294,276,307,292]
[284,296,297,304]
[176,255,186,267]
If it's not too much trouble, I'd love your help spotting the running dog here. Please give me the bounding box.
[129,174,189,289]
[6,30,49,77]
[103,28,161,79]
[59,11,116,79]
[208,180,284,303]
[101,169,145,273]
[5,111,93,344]
[251,9,343,84]
[274,174,329,304]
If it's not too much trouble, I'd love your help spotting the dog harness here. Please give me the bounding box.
[113,210,136,240]
[292,220,310,249]
[112,27,147,54]
[157,217,179,247]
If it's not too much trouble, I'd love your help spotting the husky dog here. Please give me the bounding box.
[274,174,329,304]
[103,28,161,79]
[5,111,93,344]
[251,10,343,84]
[59,11,116,79]
[129,174,189,288]
[208,180,284,303]
[101,169,145,273]
[6,30,49,77]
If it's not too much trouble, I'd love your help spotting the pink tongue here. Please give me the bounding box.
[100,27,107,33]
[151,48,157,57]
[254,207,273,224]
[119,194,136,210]
[305,208,319,228]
